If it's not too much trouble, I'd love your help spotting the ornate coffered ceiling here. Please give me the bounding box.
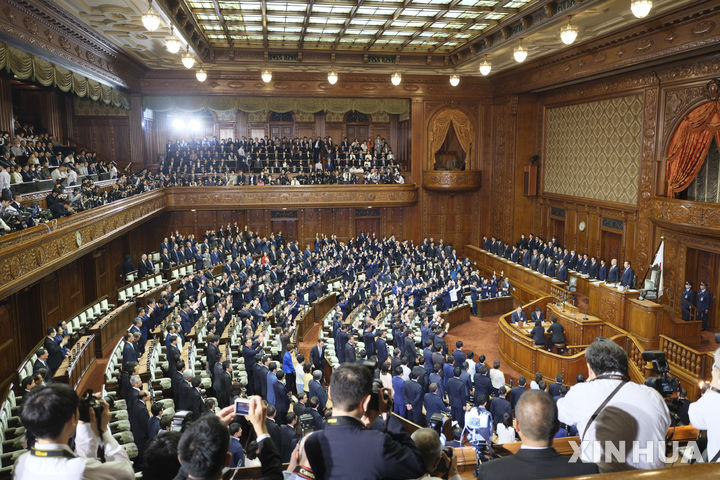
[35,0,711,78]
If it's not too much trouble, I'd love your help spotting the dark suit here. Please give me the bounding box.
[376,337,388,366]
[309,379,327,411]
[43,337,64,374]
[547,323,565,344]
[476,447,598,480]
[122,341,138,367]
[423,392,449,424]
[447,377,467,427]
[402,379,424,425]
[274,381,291,421]
[404,336,417,366]
[229,436,245,468]
[607,265,620,283]
[511,311,527,324]
[302,415,425,480]
[129,397,149,454]
[489,397,512,428]
[620,267,634,288]
[509,385,525,410]
[266,418,282,451]
[206,343,220,374]
[310,345,325,372]
[474,374,493,404]
[278,424,297,463]
[343,342,356,363]
[213,370,232,408]
[147,416,161,440]
[33,359,52,382]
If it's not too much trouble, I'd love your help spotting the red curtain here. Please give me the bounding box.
[665,101,720,197]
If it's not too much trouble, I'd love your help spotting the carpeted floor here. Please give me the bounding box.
[444,313,524,384]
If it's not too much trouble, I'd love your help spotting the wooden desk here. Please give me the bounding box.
[53,335,95,388]
[588,281,640,330]
[476,295,514,317]
[135,282,169,307]
[89,301,136,357]
[137,339,156,383]
[296,307,314,342]
[312,293,337,325]
[628,298,702,350]
[442,304,471,330]
[465,246,568,304]
[546,303,604,346]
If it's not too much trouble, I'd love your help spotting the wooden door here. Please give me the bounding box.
[355,218,379,237]
[601,230,621,263]
[271,219,297,242]
[347,125,369,141]
[270,124,293,139]
[685,248,720,330]
[552,219,564,248]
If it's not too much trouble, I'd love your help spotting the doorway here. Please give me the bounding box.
[685,247,719,331]
[601,230,621,263]
[271,219,297,242]
[355,218,379,237]
[551,219,565,248]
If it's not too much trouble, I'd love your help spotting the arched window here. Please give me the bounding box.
[345,110,369,123]
[268,111,294,122]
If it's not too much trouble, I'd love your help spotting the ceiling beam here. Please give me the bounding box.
[210,0,233,47]
[333,0,366,50]
[298,0,315,50]
[261,0,268,49]
[430,0,515,53]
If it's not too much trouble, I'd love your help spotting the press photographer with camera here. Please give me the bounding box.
[689,346,720,463]
[289,362,425,480]
[14,383,134,480]
[410,428,461,480]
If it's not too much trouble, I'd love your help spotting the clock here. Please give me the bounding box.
[578,221,586,232]
[75,231,83,247]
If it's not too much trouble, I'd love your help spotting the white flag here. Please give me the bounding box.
[651,240,664,297]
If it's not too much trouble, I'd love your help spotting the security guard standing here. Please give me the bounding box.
[697,281,711,331]
[681,281,695,321]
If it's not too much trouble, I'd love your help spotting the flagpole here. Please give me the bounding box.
[640,236,664,288]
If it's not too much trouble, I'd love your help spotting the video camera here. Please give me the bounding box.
[170,410,194,433]
[642,350,681,398]
[299,413,315,436]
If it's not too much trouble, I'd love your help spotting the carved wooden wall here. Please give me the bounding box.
[71,115,130,166]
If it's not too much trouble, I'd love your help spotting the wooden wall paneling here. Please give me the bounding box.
[489,97,518,242]
[0,301,18,391]
[71,116,130,166]
[513,97,538,241]
[40,90,65,141]
[11,89,43,128]
[59,262,85,321]
[0,76,14,135]
[314,112,325,138]
[294,122,314,139]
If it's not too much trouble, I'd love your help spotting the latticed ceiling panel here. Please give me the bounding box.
[184,0,536,52]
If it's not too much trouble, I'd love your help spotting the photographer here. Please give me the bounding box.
[293,363,425,479]
[410,428,461,480]
[689,346,720,462]
[14,383,134,479]
[557,338,670,469]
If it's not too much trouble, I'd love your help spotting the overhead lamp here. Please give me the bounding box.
[560,17,578,45]
[327,71,338,85]
[449,74,460,87]
[165,26,181,54]
[630,0,652,18]
[479,57,492,76]
[181,46,195,69]
[391,72,402,86]
[141,1,161,32]
[513,42,528,63]
[196,68,207,82]
[261,69,272,83]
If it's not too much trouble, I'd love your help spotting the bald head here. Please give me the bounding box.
[411,428,443,472]
[515,390,558,445]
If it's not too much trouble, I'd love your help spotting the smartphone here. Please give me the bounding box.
[234,398,250,415]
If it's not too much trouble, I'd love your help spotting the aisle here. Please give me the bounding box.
[444,314,525,384]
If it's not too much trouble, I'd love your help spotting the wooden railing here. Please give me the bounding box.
[441,303,471,329]
[89,301,136,357]
[53,334,95,389]
[660,335,715,399]
[476,295,514,317]
[312,292,337,326]
[296,307,314,343]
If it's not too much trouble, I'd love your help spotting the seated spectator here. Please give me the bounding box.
[476,390,599,480]
[14,383,134,479]
[410,427,462,480]
[496,412,517,444]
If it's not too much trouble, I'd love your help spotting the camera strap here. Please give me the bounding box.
[581,379,628,443]
[30,447,76,459]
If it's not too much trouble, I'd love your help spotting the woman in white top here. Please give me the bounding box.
[530,371,543,390]
[495,412,517,444]
[379,361,394,397]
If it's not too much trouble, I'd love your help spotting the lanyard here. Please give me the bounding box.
[30,447,76,459]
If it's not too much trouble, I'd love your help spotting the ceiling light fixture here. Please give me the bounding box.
[560,17,578,45]
[141,0,161,32]
[261,70,272,83]
[479,57,492,76]
[165,26,181,54]
[449,74,460,87]
[630,0,653,18]
[391,72,402,86]
[513,42,528,63]
[327,71,338,85]
[196,68,207,82]
[181,46,195,69]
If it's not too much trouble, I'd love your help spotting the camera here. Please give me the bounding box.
[433,446,454,480]
[642,350,681,398]
[359,360,391,413]
[170,410,194,432]
[234,398,250,416]
[78,389,114,434]
[428,412,445,436]
[299,413,315,436]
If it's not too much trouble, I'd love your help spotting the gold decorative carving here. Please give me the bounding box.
[422,170,482,192]
[427,108,474,170]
